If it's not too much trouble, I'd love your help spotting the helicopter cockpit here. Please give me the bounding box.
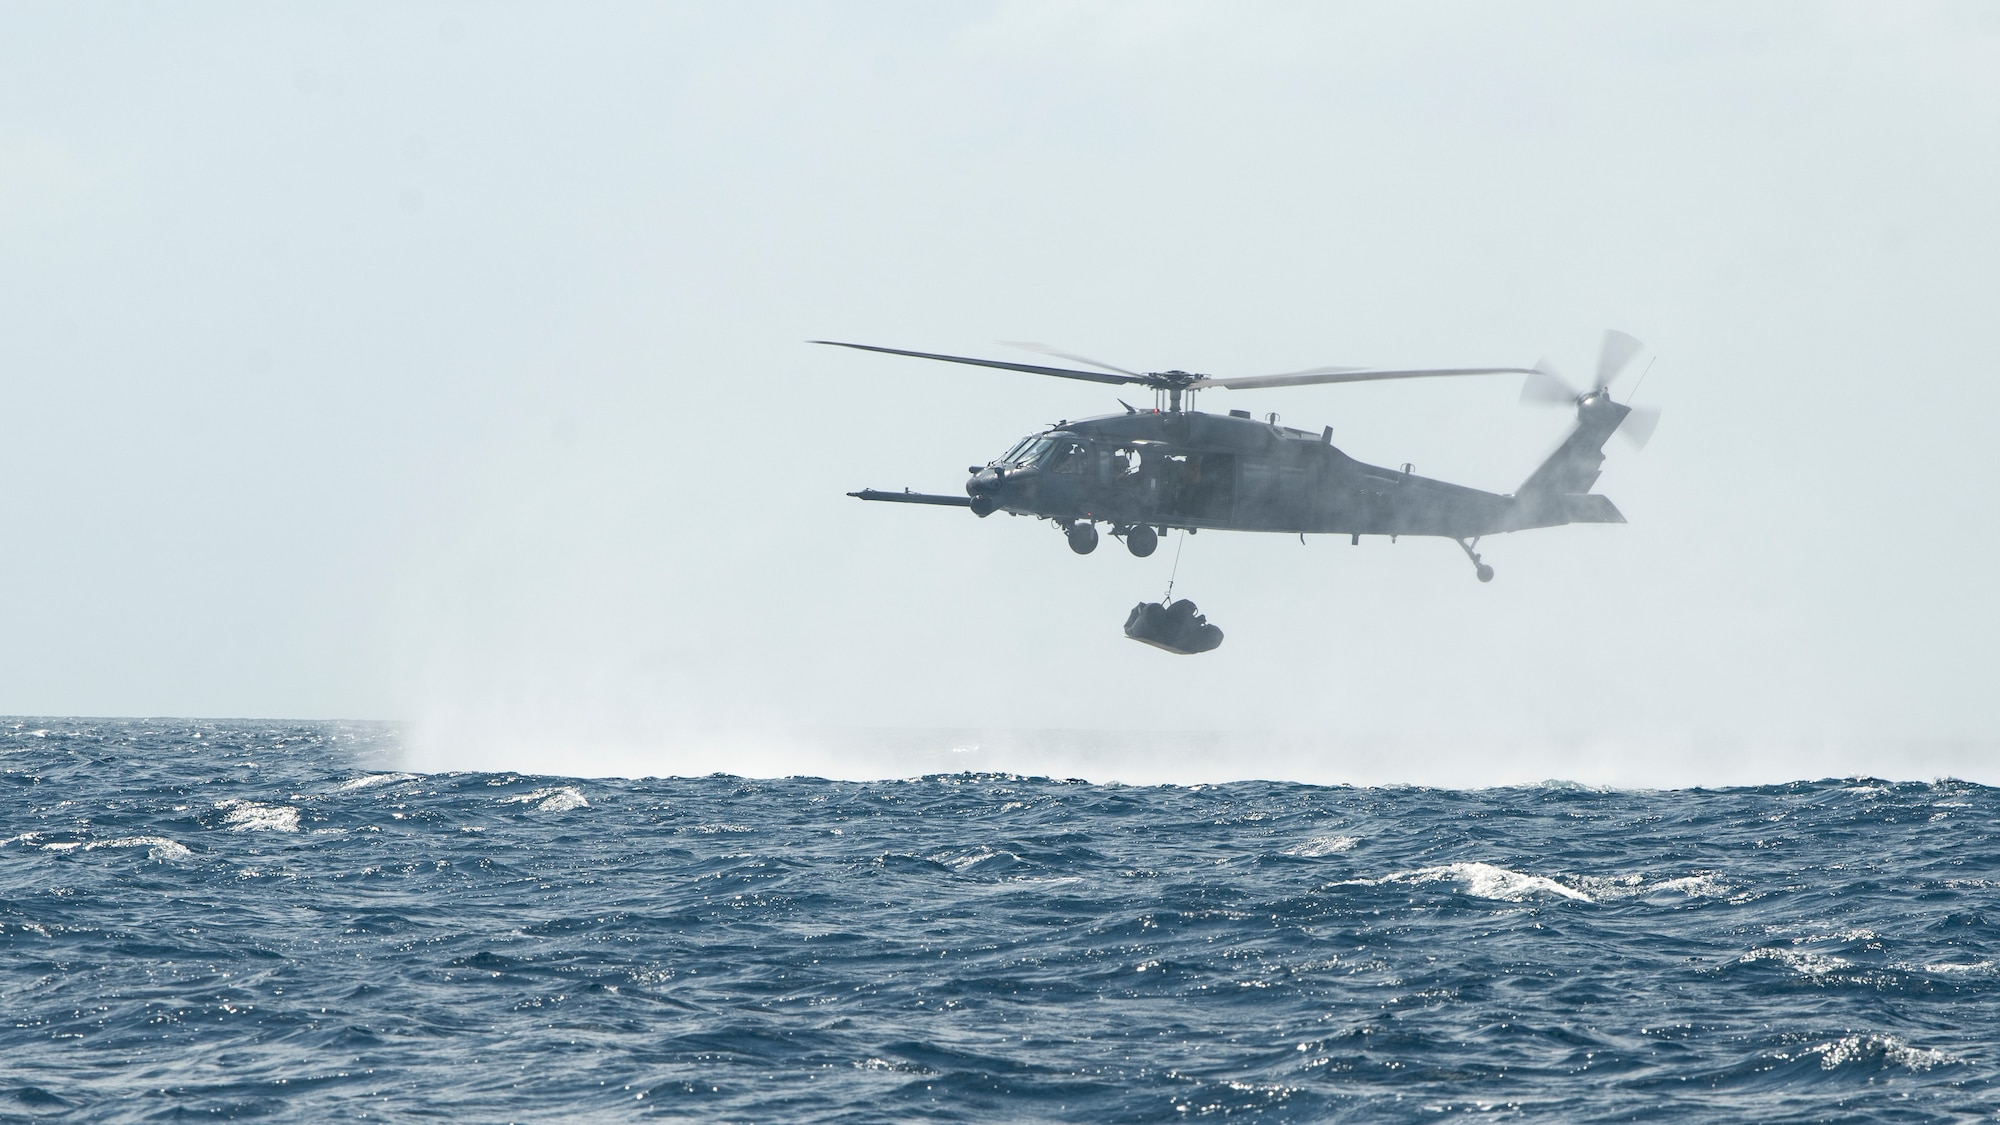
[1044,437,1092,475]
[993,433,1078,469]
[993,434,1053,468]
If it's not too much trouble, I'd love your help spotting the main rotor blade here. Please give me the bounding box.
[1521,359,1580,404]
[1000,341,1144,379]
[1190,366,1539,391]
[1596,330,1644,388]
[1235,364,1370,382]
[811,340,1145,387]
[1618,404,1662,449]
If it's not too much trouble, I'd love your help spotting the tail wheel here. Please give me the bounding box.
[1457,537,1495,583]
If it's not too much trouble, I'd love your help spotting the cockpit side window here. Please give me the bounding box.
[1048,439,1089,474]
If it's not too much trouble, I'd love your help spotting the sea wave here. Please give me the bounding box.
[85,835,194,861]
[1343,861,1595,902]
[1739,946,1853,977]
[215,799,300,832]
[1573,872,1732,901]
[334,772,421,792]
[1283,834,1359,857]
[498,786,589,813]
[1782,1033,1960,1072]
[2,720,1995,1122]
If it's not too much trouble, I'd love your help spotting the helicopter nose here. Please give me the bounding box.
[966,467,1003,496]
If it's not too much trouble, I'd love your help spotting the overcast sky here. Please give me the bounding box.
[3,3,1996,784]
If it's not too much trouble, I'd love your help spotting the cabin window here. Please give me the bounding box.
[1155,451,1236,519]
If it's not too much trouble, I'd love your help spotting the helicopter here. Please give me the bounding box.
[820,332,1658,583]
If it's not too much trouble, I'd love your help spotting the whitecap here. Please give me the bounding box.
[1794,1033,1956,1071]
[215,799,301,832]
[1574,872,1730,901]
[1740,946,1850,977]
[1417,862,1594,902]
[334,772,419,792]
[934,846,1026,872]
[1284,835,1359,857]
[1218,1078,1298,1097]
[85,835,193,861]
[1649,874,1729,897]
[1346,862,1594,903]
[498,786,588,813]
[1895,959,1996,978]
[852,1057,929,1073]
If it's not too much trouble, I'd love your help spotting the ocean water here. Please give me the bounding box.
[3,720,1996,1123]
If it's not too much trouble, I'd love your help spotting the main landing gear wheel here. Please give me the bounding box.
[1457,537,1494,583]
[1066,522,1099,555]
[1125,525,1158,558]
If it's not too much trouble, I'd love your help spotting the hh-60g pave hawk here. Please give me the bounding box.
[822,332,1658,650]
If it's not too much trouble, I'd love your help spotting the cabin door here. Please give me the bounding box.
[1156,452,1236,522]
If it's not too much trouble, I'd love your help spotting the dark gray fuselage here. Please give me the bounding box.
[967,403,1625,539]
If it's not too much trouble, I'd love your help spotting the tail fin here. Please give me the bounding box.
[1511,395,1629,529]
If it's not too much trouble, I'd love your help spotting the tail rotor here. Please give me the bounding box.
[1520,329,1661,448]
[1595,329,1643,388]
[1520,360,1581,405]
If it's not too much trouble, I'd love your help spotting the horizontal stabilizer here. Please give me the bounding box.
[1561,493,1625,523]
[849,488,972,507]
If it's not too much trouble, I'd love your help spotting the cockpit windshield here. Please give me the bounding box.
[994,435,1058,467]
[995,436,1035,464]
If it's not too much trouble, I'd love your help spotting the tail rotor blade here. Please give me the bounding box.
[1521,358,1579,404]
[1619,405,1662,449]
[1596,330,1644,388]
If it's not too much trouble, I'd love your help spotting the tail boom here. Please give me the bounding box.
[1505,394,1631,531]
